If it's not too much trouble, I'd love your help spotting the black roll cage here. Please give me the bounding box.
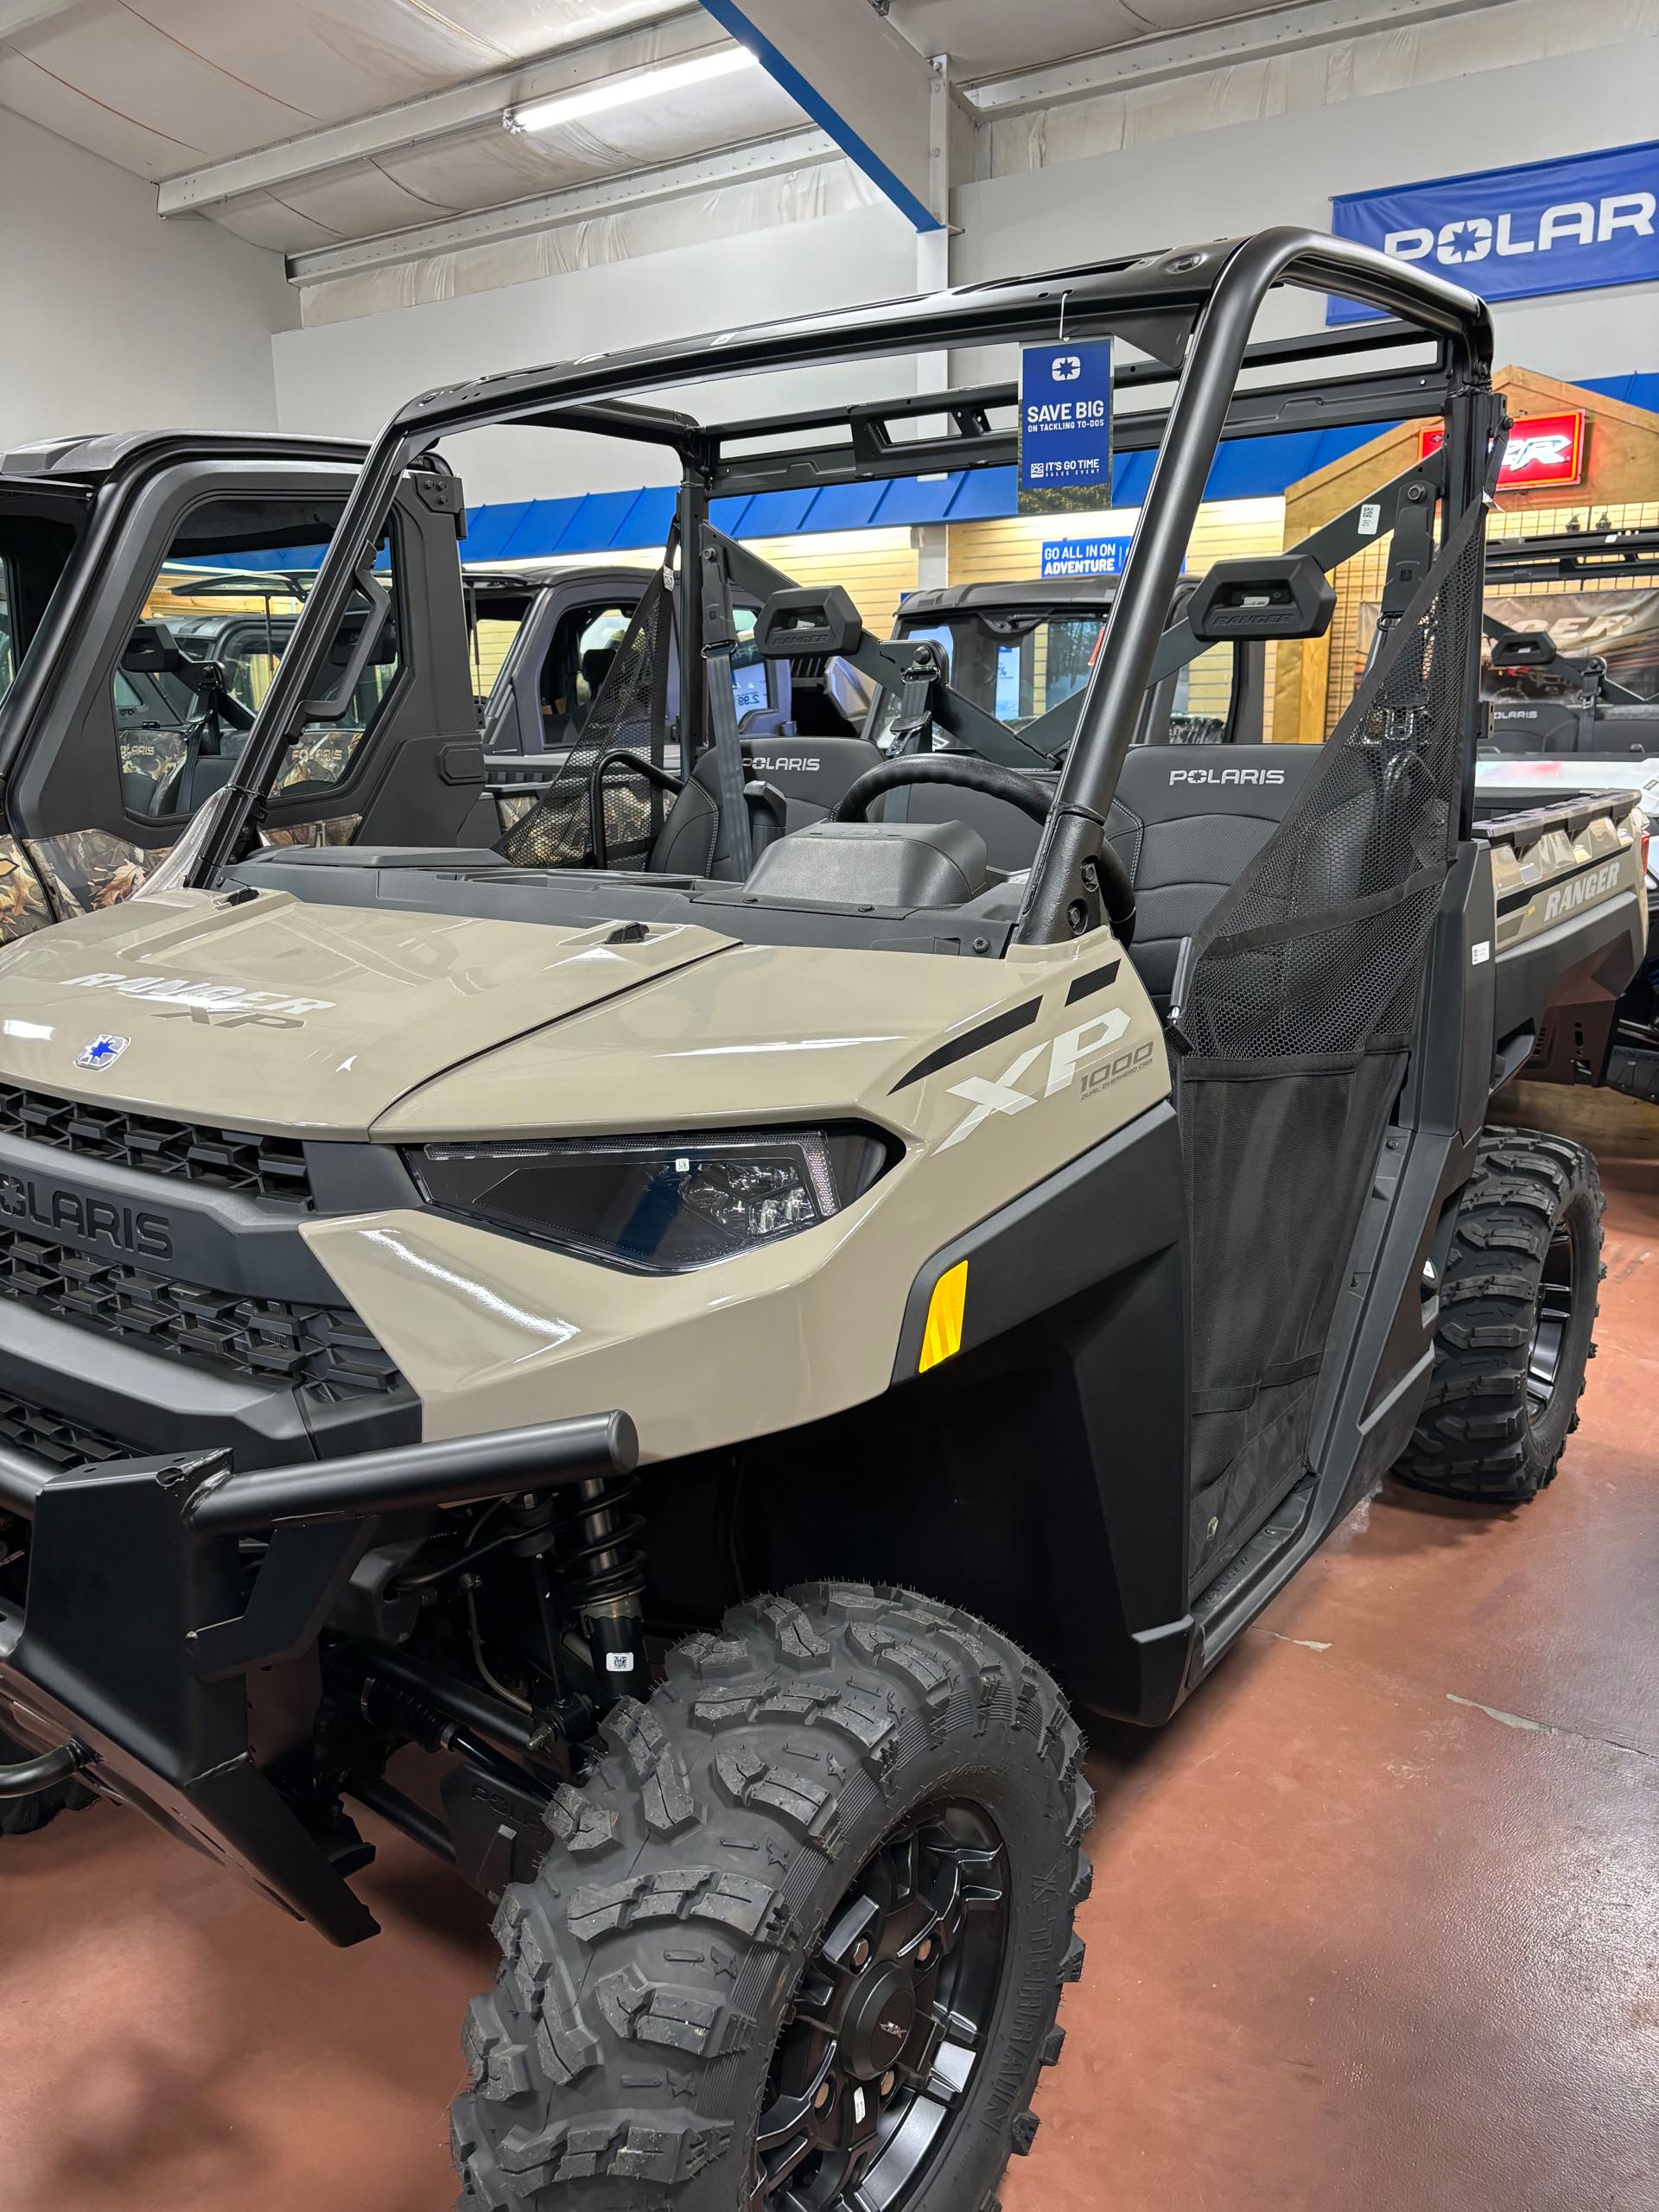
[187,228,1496,944]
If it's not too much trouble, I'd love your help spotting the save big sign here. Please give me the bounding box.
[1418,411,1586,491]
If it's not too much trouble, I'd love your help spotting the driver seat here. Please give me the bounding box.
[649,734,881,875]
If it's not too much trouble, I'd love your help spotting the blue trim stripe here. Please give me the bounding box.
[696,0,940,233]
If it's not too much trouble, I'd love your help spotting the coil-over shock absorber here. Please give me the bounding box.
[556,1471,646,1710]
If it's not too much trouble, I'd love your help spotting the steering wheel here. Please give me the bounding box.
[829,753,1135,943]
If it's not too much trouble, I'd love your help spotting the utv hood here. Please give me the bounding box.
[0,889,734,1135]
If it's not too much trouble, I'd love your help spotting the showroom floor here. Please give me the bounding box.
[2,1085,1655,2212]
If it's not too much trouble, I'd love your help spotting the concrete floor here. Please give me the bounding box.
[2,1085,1655,2212]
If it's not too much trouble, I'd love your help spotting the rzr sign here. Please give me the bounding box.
[1418,411,1586,491]
[1329,140,1659,323]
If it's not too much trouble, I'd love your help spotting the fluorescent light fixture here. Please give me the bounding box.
[505,45,758,135]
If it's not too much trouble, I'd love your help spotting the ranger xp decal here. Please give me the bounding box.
[61,971,336,1020]
[938,1007,1132,1151]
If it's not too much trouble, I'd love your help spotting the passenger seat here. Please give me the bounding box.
[1105,744,1319,1011]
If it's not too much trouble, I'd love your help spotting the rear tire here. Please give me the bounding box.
[1394,1128,1603,1504]
[0,1726,94,1838]
[451,1584,1092,2210]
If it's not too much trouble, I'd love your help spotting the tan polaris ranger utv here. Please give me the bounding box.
[0,232,1646,2211]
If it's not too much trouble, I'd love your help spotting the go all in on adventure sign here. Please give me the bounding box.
[1019,339,1114,516]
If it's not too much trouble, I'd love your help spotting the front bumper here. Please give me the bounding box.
[0,1414,634,1942]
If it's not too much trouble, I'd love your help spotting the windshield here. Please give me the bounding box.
[871,608,1106,748]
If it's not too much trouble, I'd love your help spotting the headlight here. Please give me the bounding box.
[405,1125,893,1274]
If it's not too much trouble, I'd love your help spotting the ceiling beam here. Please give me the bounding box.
[284,126,837,286]
[966,0,1516,113]
[696,0,944,231]
[156,6,721,218]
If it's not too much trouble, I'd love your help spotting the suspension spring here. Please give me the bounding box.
[556,1472,647,1710]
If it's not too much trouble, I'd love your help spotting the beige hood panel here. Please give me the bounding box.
[0,890,734,1135]
[376,938,1065,1141]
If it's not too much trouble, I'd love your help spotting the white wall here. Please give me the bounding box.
[0,107,295,449]
[955,32,1659,383]
[272,201,921,507]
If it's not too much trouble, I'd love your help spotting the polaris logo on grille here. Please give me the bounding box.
[1541,859,1621,922]
[1168,766,1286,785]
[0,1173,172,1259]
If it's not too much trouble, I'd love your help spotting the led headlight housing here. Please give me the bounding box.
[405,1125,894,1275]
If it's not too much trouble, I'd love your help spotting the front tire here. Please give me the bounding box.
[452,1584,1092,2210]
[1394,1128,1604,1503]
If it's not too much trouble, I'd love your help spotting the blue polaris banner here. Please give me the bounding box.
[1019,340,1113,511]
[1328,140,1659,323]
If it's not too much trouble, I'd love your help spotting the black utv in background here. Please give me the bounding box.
[0,431,812,949]
[1472,524,1659,1097]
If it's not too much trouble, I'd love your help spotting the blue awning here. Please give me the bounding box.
[213,368,1654,572]
[456,424,1397,558]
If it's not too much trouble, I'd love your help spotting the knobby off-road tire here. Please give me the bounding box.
[1394,1128,1604,1504]
[0,1726,94,1838]
[453,1583,1092,2211]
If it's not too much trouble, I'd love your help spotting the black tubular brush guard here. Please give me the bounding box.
[0,1413,636,1942]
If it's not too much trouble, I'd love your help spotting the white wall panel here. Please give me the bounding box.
[957,28,1659,382]
[273,200,919,505]
[0,107,295,448]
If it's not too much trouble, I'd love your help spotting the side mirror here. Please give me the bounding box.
[754,584,863,659]
[1187,556,1336,642]
[1488,630,1557,671]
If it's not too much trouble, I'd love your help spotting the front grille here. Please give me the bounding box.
[0,1389,126,1472]
[0,1084,311,1207]
[0,1235,402,1405]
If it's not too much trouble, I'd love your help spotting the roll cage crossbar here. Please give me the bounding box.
[185,227,1496,942]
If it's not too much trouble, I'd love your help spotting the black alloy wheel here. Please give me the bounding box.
[755,1802,1011,2209]
[1525,1219,1577,1427]
[1395,1128,1604,1503]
